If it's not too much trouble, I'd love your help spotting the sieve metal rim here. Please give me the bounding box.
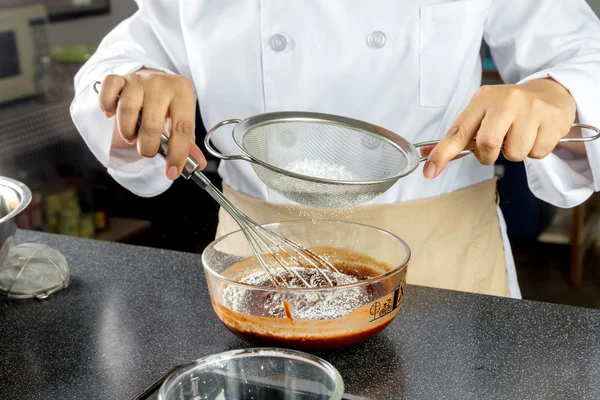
[233,111,421,185]
[0,277,70,299]
[208,112,600,187]
[207,111,422,186]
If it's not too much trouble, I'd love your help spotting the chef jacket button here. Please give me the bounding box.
[367,31,387,49]
[270,34,287,52]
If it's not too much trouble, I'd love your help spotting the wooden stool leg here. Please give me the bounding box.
[570,205,583,288]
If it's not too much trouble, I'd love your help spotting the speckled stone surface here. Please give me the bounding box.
[1,231,600,400]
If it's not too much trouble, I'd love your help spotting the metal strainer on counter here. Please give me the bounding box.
[0,243,70,299]
[205,111,600,208]
[0,177,70,300]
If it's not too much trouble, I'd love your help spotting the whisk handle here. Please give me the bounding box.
[158,134,200,179]
[93,81,201,180]
[414,141,473,163]
[159,135,215,191]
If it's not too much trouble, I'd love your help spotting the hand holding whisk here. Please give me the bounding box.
[93,81,339,288]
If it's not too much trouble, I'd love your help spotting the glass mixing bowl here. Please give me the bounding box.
[202,220,410,350]
[158,348,344,400]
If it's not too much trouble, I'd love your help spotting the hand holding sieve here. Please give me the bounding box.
[92,80,600,208]
[202,111,600,208]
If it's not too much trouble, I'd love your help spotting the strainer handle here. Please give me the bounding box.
[560,123,600,143]
[204,119,254,162]
[414,140,473,163]
[415,123,600,162]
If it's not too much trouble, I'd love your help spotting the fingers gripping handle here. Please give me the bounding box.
[414,141,473,163]
[157,134,200,179]
[93,80,199,179]
[414,123,600,163]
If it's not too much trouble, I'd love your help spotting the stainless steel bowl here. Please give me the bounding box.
[0,177,32,266]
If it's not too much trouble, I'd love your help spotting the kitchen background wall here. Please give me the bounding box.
[588,0,600,13]
[48,0,136,46]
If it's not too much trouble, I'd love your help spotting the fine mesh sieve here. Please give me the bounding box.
[206,111,600,208]
[205,112,425,208]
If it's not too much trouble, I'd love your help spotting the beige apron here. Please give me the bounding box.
[215,177,511,297]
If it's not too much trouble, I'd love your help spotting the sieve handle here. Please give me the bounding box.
[414,141,473,163]
[414,123,600,163]
[204,119,254,162]
[560,123,600,143]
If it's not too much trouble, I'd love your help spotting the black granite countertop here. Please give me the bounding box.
[1,231,599,400]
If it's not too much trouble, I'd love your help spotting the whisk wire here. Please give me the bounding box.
[203,184,285,287]
[283,237,342,277]
[202,178,332,288]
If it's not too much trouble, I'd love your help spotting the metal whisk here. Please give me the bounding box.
[157,134,341,288]
[92,81,338,288]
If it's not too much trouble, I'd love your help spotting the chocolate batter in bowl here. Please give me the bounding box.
[202,220,410,350]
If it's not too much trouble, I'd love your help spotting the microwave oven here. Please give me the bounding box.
[0,3,50,104]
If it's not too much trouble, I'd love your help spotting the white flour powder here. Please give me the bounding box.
[285,160,357,181]
[269,159,375,209]
[222,267,372,320]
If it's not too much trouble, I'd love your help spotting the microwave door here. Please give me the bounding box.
[0,31,20,79]
[0,18,36,104]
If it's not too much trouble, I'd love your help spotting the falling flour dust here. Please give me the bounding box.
[274,159,371,214]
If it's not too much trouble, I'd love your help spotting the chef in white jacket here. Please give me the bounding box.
[71,0,600,299]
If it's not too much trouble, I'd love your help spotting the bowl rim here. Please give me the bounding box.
[201,219,411,292]
[158,347,345,400]
[0,177,32,225]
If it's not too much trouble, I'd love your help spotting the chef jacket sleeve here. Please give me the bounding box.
[70,1,184,197]
[484,0,600,208]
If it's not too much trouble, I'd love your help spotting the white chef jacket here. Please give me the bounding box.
[70,0,600,299]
